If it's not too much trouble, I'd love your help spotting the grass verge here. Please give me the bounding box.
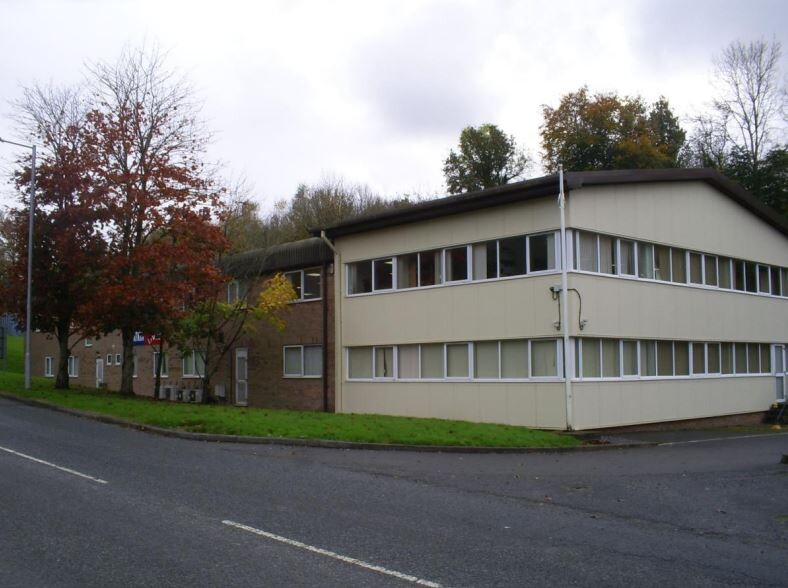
[3,335,23,373]
[0,372,579,448]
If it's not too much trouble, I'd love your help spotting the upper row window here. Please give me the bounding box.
[347,232,558,295]
[285,267,322,301]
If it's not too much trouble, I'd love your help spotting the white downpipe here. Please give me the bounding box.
[558,166,574,431]
[320,231,342,413]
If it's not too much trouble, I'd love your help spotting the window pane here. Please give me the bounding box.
[576,232,598,272]
[581,338,601,378]
[499,236,527,277]
[718,258,731,289]
[747,343,759,374]
[770,267,781,296]
[421,344,445,378]
[654,246,670,281]
[348,261,372,294]
[640,341,657,376]
[704,256,718,286]
[674,342,689,376]
[374,347,394,378]
[445,247,468,282]
[671,248,686,283]
[720,343,733,374]
[734,343,747,373]
[602,339,620,377]
[733,261,745,291]
[500,340,528,378]
[705,343,719,373]
[657,341,674,376]
[757,265,770,293]
[619,240,635,275]
[782,268,788,296]
[529,233,556,272]
[744,262,757,293]
[622,341,638,375]
[195,352,205,377]
[599,235,615,274]
[373,258,394,290]
[183,352,194,376]
[474,341,499,378]
[446,343,469,378]
[531,340,557,377]
[304,346,322,376]
[419,250,442,286]
[689,253,703,284]
[398,345,420,379]
[348,347,373,378]
[760,344,771,373]
[286,271,302,299]
[303,269,321,299]
[471,241,497,280]
[637,243,654,279]
[692,343,706,374]
[397,254,418,289]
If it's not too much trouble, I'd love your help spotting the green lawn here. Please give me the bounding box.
[0,371,579,448]
[2,335,24,373]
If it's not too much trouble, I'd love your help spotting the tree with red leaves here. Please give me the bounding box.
[83,48,228,395]
[1,85,106,388]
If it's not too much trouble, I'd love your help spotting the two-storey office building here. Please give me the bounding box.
[321,169,788,431]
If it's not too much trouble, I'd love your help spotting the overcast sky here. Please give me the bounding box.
[1,0,786,212]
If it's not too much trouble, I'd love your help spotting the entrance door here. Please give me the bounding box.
[235,348,248,405]
[775,345,786,401]
[95,358,104,388]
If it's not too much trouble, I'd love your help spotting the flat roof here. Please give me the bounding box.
[318,169,788,239]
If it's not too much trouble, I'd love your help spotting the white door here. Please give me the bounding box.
[235,348,248,405]
[774,345,786,401]
[95,358,104,388]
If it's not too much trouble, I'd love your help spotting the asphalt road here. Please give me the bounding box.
[0,397,786,587]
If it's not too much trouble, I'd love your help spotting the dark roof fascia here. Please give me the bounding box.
[221,237,333,279]
[319,175,561,239]
[318,168,787,240]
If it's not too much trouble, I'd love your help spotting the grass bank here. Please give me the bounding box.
[2,335,23,373]
[0,372,578,448]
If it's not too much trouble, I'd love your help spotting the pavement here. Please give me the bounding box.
[1,396,787,587]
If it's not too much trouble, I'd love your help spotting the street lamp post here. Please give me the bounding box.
[0,137,36,390]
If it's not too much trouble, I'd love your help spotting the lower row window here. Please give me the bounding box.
[346,339,560,380]
[284,345,323,377]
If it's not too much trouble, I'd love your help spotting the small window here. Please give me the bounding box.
[153,352,169,377]
[674,342,689,376]
[718,258,732,289]
[601,339,619,377]
[474,341,499,378]
[446,343,470,378]
[397,345,420,378]
[444,247,468,282]
[640,341,657,376]
[397,254,418,289]
[637,243,654,279]
[581,338,601,378]
[182,350,205,378]
[760,344,771,373]
[304,346,322,376]
[115,353,121,365]
[692,343,706,375]
[757,265,770,293]
[720,343,734,374]
[285,345,322,377]
[84,338,93,348]
[622,341,638,376]
[418,250,442,286]
[576,231,598,272]
[734,343,747,373]
[499,236,527,277]
[618,240,636,276]
[707,343,720,374]
[374,346,395,378]
[770,267,782,296]
[348,261,373,294]
[500,340,528,378]
[44,356,54,377]
[373,258,394,290]
[303,270,322,300]
[530,340,557,377]
[528,233,556,272]
[348,347,373,379]
[689,253,703,285]
[704,256,718,287]
[744,262,757,293]
[670,248,686,283]
[284,346,302,377]
[472,241,498,280]
[106,354,113,366]
[654,246,671,281]
[599,235,615,274]
[733,260,746,291]
[747,343,760,374]
[420,344,445,379]
[657,341,673,376]
[68,355,79,378]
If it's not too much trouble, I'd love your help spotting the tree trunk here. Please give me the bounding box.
[119,327,135,395]
[55,323,70,390]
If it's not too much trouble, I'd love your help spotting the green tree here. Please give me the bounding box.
[540,87,686,172]
[443,124,529,193]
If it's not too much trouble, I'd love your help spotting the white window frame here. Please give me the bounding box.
[526,231,560,274]
[372,345,397,380]
[106,354,113,366]
[67,355,79,378]
[283,345,323,378]
[444,342,472,380]
[152,351,169,378]
[182,350,205,379]
[44,356,54,377]
[371,258,396,292]
[442,245,472,284]
[286,268,323,302]
[84,338,92,348]
[115,353,122,365]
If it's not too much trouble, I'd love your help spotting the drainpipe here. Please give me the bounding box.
[558,165,574,431]
[321,261,328,412]
[320,231,340,413]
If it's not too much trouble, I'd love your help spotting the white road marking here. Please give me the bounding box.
[658,432,788,446]
[0,444,108,484]
[222,519,443,587]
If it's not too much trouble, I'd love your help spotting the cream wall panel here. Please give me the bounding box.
[570,273,788,342]
[568,183,788,265]
[572,377,774,430]
[338,198,560,262]
[341,382,567,429]
[342,275,562,346]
